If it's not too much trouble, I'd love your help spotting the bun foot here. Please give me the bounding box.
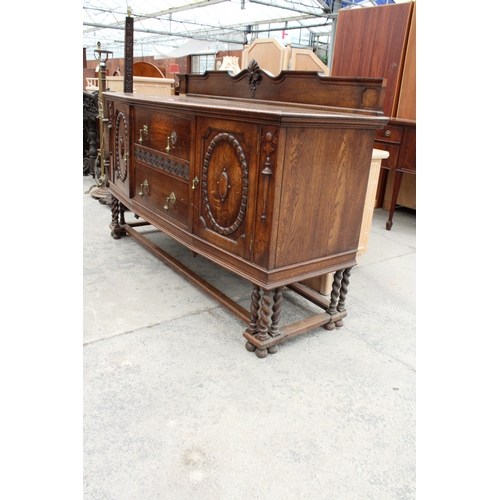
[267,345,278,354]
[245,341,257,352]
[255,348,268,358]
[323,321,336,330]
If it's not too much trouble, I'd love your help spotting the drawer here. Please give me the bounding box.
[133,162,190,228]
[134,107,192,162]
[375,124,404,144]
[373,142,399,171]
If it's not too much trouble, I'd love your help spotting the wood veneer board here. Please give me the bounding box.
[331,2,414,118]
[397,3,416,120]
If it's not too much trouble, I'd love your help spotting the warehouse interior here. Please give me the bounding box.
[4,2,498,498]
[0,0,471,498]
[86,1,419,498]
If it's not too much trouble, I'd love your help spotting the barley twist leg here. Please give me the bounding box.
[335,267,352,327]
[245,285,261,352]
[110,195,122,239]
[267,287,284,354]
[119,202,126,225]
[324,270,343,330]
[255,289,272,358]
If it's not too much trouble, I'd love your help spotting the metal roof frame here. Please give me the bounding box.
[83,0,408,60]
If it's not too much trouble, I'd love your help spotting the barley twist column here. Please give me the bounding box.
[335,267,352,327]
[245,285,261,352]
[255,289,272,358]
[110,196,121,239]
[119,202,126,226]
[324,270,343,330]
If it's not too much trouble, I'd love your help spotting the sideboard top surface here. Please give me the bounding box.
[104,91,388,128]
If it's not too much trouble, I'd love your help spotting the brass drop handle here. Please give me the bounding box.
[192,175,199,190]
[139,179,149,197]
[139,125,149,144]
[164,192,177,211]
[165,131,177,153]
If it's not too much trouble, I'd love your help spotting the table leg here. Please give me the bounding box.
[386,170,403,230]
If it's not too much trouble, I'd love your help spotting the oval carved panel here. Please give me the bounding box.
[114,111,128,182]
[202,133,248,236]
[218,168,230,202]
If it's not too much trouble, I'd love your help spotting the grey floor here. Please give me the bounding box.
[83,174,416,500]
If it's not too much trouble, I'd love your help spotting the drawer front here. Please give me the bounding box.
[375,124,403,144]
[134,107,191,162]
[373,142,400,171]
[134,161,189,229]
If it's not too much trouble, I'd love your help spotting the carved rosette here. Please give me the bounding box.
[114,110,128,183]
[202,132,248,236]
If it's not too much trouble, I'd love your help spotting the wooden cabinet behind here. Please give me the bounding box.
[331,1,416,229]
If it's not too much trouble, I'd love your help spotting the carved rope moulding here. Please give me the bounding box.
[114,110,128,182]
[202,133,249,236]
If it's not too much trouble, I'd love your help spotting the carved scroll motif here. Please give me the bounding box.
[247,59,261,98]
[114,110,128,183]
[260,130,278,221]
[202,132,248,236]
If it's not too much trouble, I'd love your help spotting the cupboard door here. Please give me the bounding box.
[109,100,132,196]
[193,118,259,261]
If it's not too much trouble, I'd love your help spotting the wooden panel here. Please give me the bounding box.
[178,68,386,114]
[133,61,165,78]
[241,38,287,76]
[357,149,389,255]
[397,3,416,120]
[331,2,413,117]
[275,127,375,267]
[289,49,329,75]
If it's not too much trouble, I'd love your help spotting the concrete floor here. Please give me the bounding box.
[83,175,416,500]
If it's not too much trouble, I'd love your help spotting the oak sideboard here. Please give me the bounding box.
[103,62,388,357]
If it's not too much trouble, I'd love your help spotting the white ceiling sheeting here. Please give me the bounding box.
[83,0,411,60]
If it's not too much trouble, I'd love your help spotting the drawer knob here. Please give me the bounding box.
[164,192,177,211]
[139,179,149,197]
[385,129,392,137]
[139,125,148,144]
